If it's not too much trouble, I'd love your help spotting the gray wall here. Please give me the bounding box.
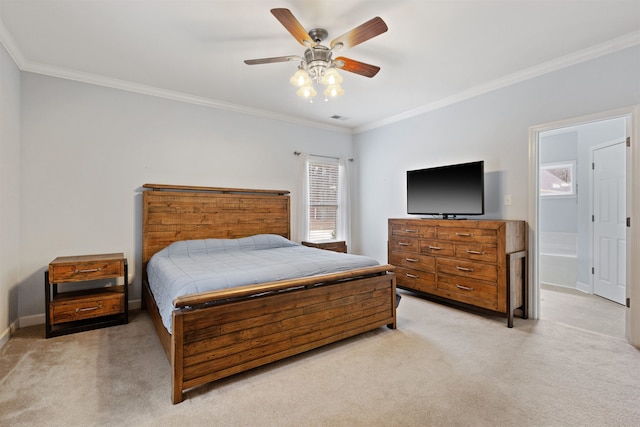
[353,45,640,266]
[539,130,578,234]
[3,42,640,334]
[0,42,21,338]
[17,73,353,320]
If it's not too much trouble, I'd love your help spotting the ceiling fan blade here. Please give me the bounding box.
[271,8,315,47]
[334,57,380,78]
[330,17,388,49]
[244,55,301,65]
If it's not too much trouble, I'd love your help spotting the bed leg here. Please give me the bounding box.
[388,278,397,329]
[172,386,183,404]
[171,313,185,404]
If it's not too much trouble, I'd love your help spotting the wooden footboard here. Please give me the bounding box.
[143,267,396,404]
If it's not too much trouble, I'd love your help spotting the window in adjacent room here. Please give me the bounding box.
[540,161,576,197]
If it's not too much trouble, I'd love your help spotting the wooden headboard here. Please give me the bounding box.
[141,184,290,269]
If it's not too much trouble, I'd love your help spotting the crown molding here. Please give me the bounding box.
[0,15,26,68]
[0,17,351,135]
[354,30,640,134]
[2,13,638,137]
[23,61,353,134]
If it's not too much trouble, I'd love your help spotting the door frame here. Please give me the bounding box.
[528,105,640,346]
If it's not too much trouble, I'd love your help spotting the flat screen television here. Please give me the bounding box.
[407,160,485,219]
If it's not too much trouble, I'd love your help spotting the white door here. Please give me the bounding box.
[593,141,626,304]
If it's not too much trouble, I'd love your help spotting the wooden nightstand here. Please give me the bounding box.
[45,253,128,338]
[302,240,347,253]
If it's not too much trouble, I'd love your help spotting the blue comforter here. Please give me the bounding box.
[147,234,380,333]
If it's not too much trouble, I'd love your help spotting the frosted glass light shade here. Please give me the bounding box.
[290,69,311,87]
[297,85,317,98]
[321,68,343,85]
[324,84,344,98]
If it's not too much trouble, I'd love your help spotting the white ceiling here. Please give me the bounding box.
[1,0,639,132]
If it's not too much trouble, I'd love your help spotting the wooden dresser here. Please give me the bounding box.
[388,218,526,327]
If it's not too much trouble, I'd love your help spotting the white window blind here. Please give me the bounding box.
[308,160,339,241]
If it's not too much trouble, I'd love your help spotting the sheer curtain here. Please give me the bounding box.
[337,157,352,252]
[293,152,309,243]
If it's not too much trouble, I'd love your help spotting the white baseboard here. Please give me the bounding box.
[576,281,592,294]
[0,326,10,350]
[0,319,18,350]
[19,313,44,328]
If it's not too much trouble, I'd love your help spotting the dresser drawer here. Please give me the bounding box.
[49,254,125,283]
[389,236,421,253]
[395,267,436,292]
[437,274,498,311]
[437,258,498,282]
[389,251,435,273]
[420,240,454,257]
[390,222,436,238]
[437,227,497,244]
[455,243,498,263]
[49,288,125,325]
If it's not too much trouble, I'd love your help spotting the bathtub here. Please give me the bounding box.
[539,232,578,289]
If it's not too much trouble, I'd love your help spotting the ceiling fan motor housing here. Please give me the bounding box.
[308,28,328,43]
[304,46,333,80]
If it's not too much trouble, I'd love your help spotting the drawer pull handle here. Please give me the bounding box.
[398,242,411,246]
[405,258,419,263]
[456,284,474,291]
[404,229,419,233]
[456,266,474,272]
[428,246,443,250]
[455,233,473,237]
[74,268,102,273]
[466,250,484,255]
[405,273,419,279]
[76,304,103,313]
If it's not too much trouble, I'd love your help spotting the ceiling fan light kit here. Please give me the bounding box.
[245,8,387,103]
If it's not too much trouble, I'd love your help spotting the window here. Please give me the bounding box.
[308,159,339,240]
[540,161,576,197]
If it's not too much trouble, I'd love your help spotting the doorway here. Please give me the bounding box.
[532,111,632,339]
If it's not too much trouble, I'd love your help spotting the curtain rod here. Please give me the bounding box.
[294,151,353,162]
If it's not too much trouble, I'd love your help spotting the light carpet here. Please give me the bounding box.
[1,292,639,427]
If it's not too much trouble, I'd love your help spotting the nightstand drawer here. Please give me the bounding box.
[49,254,125,283]
[49,287,125,325]
[302,240,347,253]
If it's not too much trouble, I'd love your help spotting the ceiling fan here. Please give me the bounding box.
[244,8,388,101]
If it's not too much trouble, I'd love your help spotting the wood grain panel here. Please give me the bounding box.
[178,275,394,385]
[142,186,290,274]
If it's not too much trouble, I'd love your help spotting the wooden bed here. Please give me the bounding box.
[141,184,397,403]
